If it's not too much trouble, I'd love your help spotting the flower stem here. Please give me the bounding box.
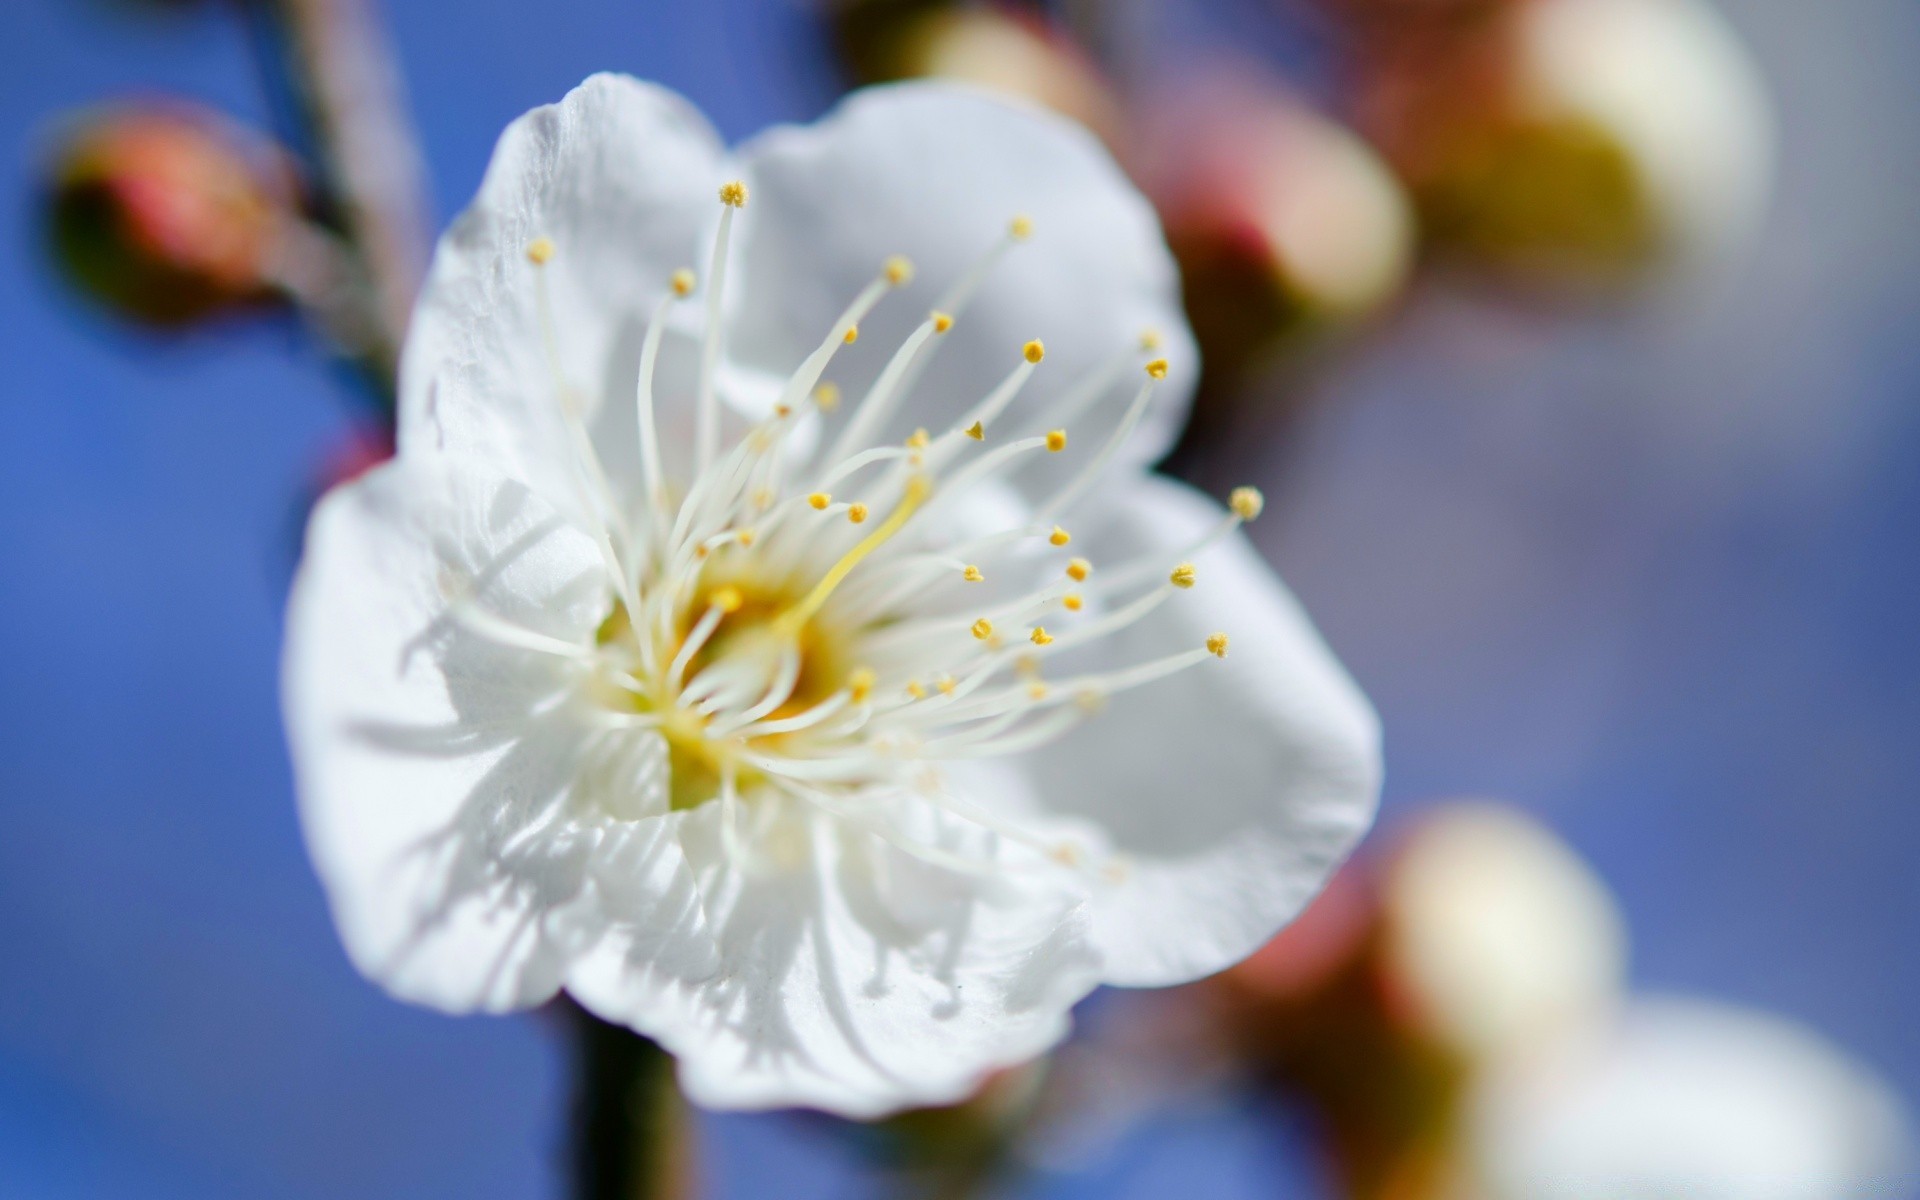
[563,998,697,1200]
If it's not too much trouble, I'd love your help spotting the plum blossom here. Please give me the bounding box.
[283,74,1380,1115]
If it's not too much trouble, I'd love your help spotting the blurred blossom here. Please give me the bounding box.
[1463,997,1918,1199]
[1132,65,1414,382]
[1349,0,1774,283]
[1203,801,1623,1197]
[284,75,1380,1115]
[834,1,1124,147]
[1381,802,1625,1064]
[43,102,301,326]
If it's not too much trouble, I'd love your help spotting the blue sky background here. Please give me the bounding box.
[0,0,1916,1196]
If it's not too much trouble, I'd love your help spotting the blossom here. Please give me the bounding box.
[1466,997,1916,1199]
[283,74,1380,1115]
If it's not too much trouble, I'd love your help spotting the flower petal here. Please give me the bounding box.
[398,73,724,513]
[284,455,611,1011]
[730,83,1195,485]
[1010,473,1380,986]
[564,771,1102,1117]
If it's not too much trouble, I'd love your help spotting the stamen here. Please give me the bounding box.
[697,184,747,473]
[1049,526,1072,547]
[1045,429,1067,452]
[1095,484,1262,595]
[962,565,984,583]
[808,492,831,510]
[668,601,728,692]
[1067,558,1091,582]
[1207,632,1229,658]
[1034,364,1163,523]
[635,271,693,548]
[1169,563,1197,589]
[847,503,869,524]
[971,618,994,640]
[447,599,590,662]
[1030,627,1054,646]
[775,475,933,637]
[824,309,947,469]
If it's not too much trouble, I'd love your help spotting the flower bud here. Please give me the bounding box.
[831,1,1123,147]
[1133,67,1413,379]
[1352,0,1774,284]
[45,103,298,326]
[1200,802,1627,1200]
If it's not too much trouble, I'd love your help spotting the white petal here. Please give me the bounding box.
[1470,996,1917,1199]
[564,772,1103,1117]
[730,83,1195,481]
[1010,473,1380,986]
[284,455,611,1012]
[398,73,724,512]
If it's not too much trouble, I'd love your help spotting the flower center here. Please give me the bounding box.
[459,183,1263,877]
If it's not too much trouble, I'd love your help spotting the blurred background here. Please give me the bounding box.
[2,0,1917,1196]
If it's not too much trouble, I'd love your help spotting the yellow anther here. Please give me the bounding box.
[1139,329,1162,351]
[814,382,841,412]
[1023,339,1046,364]
[736,527,756,547]
[964,420,985,441]
[709,586,745,614]
[1015,654,1040,679]
[906,680,928,700]
[906,428,930,450]
[1027,681,1050,701]
[884,255,914,286]
[935,675,957,696]
[1048,525,1071,547]
[1230,486,1265,521]
[847,667,877,702]
[1065,557,1091,582]
[1009,215,1034,240]
[1146,358,1169,380]
[971,618,994,641]
[526,236,555,265]
[1062,593,1083,611]
[848,503,869,524]
[962,564,984,582]
[776,476,933,638]
[695,545,710,560]
[843,324,859,345]
[808,492,831,510]
[1049,842,1083,867]
[671,268,696,296]
[773,403,792,418]
[932,311,954,333]
[751,486,774,510]
[1169,563,1197,589]
[1207,632,1230,658]
[1030,627,1054,646]
[1046,429,1067,453]
[718,180,748,207]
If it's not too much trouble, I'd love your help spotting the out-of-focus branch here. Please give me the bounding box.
[265,0,432,399]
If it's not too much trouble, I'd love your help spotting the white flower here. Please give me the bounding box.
[283,74,1380,1116]
[1466,996,1917,1199]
